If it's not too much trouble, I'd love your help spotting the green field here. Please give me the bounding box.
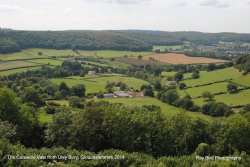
[194,89,250,107]
[27,58,63,66]
[78,50,153,58]
[181,67,243,87]
[0,67,41,76]
[233,74,250,87]
[0,52,42,61]
[24,48,77,57]
[51,74,148,93]
[153,45,183,51]
[179,82,236,98]
[0,61,40,71]
[161,71,177,77]
[96,96,212,121]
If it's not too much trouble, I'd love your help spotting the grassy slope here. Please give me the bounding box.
[181,67,243,87]
[27,59,63,66]
[24,48,77,56]
[78,50,153,58]
[0,67,41,76]
[0,52,41,60]
[233,74,250,87]
[181,82,243,98]
[194,89,250,106]
[50,75,148,93]
[0,61,40,71]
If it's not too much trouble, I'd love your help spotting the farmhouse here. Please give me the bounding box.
[88,71,96,76]
[114,91,131,98]
[103,93,115,98]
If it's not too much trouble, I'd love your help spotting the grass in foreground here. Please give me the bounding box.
[96,96,213,121]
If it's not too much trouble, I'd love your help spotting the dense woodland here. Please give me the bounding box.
[1,28,250,53]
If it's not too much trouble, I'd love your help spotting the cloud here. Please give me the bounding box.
[0,4,23,12]
[197,0,230,8]
[85,0,149,4]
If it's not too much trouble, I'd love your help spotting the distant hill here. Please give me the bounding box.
[1,29,250,54]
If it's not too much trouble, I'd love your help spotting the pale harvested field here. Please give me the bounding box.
[142,53,228,64]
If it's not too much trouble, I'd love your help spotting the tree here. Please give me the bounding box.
[201,91,214,101]
[207,63,216,71]
[174,72,183,82]
[178,83,186,90]
[119,83,127,91]
[59,82,70,94]
[227,83,238,94]
[71,84,86,97]
[201,102,231,117]
[241,104,250,114]
[38,52,43,56]
[160,89,179,104]
[0,87,21,123]
[45,111,73,147]
[225,115,250,154]
[195,143,210,156]
[153,81,162,91]
[141,85,154,97]
[192,72,200,79]
[0,120,16,141]
[69,96,85,109]
[21,87,45,107]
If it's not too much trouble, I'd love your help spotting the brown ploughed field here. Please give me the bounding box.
[142,53,228,64]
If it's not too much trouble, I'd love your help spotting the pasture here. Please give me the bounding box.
[181,67,243,87]
[142,53,228,64]
[27,59,63,66]
[179,82,240,98]
[0,67,41,76]
[193,89,250,107]
[0,52,41,61]
[233,74,250,87]
[50,74,148,93]
[24,48,77,57]
[0,61,40,71]
[78,50,153,58]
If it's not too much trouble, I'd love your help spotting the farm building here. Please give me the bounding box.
[114,91,131,98]
[88,71,96,76]
[103,93,115,98]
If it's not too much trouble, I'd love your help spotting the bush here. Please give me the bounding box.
[45,105,57,114]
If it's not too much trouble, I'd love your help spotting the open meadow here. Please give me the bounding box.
[50,74,148,94]
[142,53,228,64]
[180,67,243,87]
[0,61,40,71]
[27,58,63,66]
[78,50,153,58]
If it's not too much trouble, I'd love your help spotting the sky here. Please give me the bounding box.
[0,0,250,33]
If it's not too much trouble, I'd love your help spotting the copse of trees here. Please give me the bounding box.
[201,102,233,117]
[0,30,152,53]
